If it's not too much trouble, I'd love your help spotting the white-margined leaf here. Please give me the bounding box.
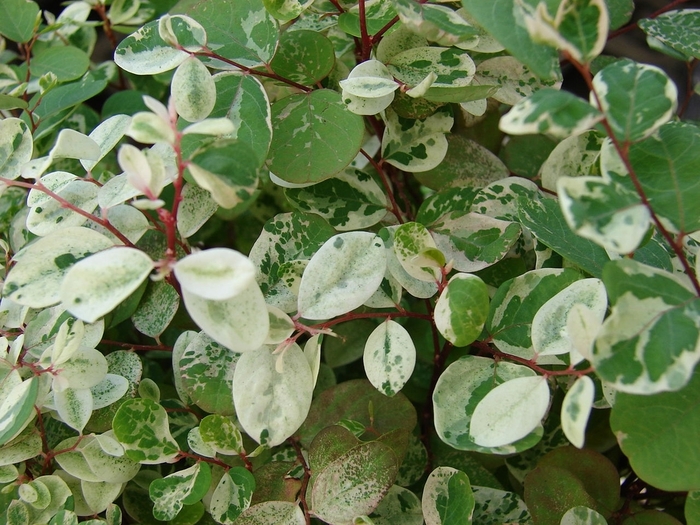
[540,130,604,192]
[561,375,595,449]
[54,434,140,483]
[0,377,38,447]
[114,19,189,75]
[394,2,478,46]
[174,248,256,301]
[393,222,443,282]
[434,273,489,347]
[368,485,423,525]
[340,60,398,99]
[233,344,313,447]
[475,56,558,106]
[363,320,416,397]
[199,414,243,454]
[421,467,474,525]
[60,248,153,323]
[381,226,439,299]
[172,57,216,122]
[149,462,211,521]
[297,232,386,320]
[158,14,207,52]
[81,114,132,172]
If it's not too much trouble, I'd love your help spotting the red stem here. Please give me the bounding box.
[289,439,312,525]
[358,0,372,61]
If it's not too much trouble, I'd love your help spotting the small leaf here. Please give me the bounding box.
[562,376,595,449]
[60,248,153,323]
[434,273,489,347]
[210,468,255,524]
[132,280,180,338]
[114,19,189,75]
[172,57,216,122]
[363,320,417,397]
[233,501,305,525]
[471,486,531,525]
[270,29,335,86]
[0,118,33,180]
[174,248,256,301]
[54,434,140,483]
[54,388,93,433]
[112,398,180,464]
[149,462,211,521]
[422,467,475,525]
[639,10,700,60]
[158,14,207,52]
[0,377,38,447]
[176,184,219,238]
[199,415,243,454]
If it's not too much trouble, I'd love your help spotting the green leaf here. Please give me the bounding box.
[592,59,677,143]
[33,72,108,123]
[174,248,256,301]
[178,332,239,415]
[172,0,278,69]
[114,19,189,75]
[270,29,335,86]
[210,468,255,524]
[393,1,478,47]
[112,398,180,464]
[687,491,700,525]
[233,344,313,447]
[560,506,607,525]
[639,10,700,60]
[0,377,38,447]
[363,319,416,397]
[594,259,700,394]
[422,467,475,525]
[471,486,531,525]
[0,94,28,111]
[233,501,305,525]
[434,273,489,347]
[311,441,398,524]
[4,227,114,308]
[149,463,211,521]
[369,485,423,525]
[461,0,560,80]
[0,118,32,181]
[31,46,90,82]
[0,0,39,43]
[60,247,153,323]
[626,121,700,232]
[433,356,543,454]
[268,89,365,184]
[500,88,602,139]
[285,167,388,231]
[171,57,216,122]
[297,232,386,320]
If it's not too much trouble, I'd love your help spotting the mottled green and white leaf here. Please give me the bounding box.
[540,130,604,191]
[149,462,211,521]
[0,118,33,180]
[112,399,179,464]
[172,57,216,122]
[210,467,255,524]
[114,19,189,75]
[561,376,595,448]
[434,273,489,347]
[422,467,474,525]
[363,320,416,397]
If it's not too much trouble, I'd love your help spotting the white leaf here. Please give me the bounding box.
[172,57,216,122]
[59,348,109,390]
[90,374,129,410]
[60,248,153,323]
[265,306,294,345]
[363,320,416,397]
[561,376,595,449]
[54,388,93,433]
[81,479,123,514]
[50,129,101,162]
[81,114,132,172]
[297,232,386,320]
[233,345,313,447]
[174,248,256,301]
[303,334,322,388]
[469,376,550,447]
[182,118,236,136]
[176,184,219,238]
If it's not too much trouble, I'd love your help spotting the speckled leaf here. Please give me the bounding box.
[431,212,521,272]
[26,181,99,236]
[381,226,439,299]
[233,344,313,447]
[149,462,211,521]
[363,320,416,397]
[268,89,365,184]
[368,485,423,525]
[199,415,243,454]
[382,107,452,172]
[433,356,544,453]
[60,248,153,324]
[532,278,607,357]
[3,227,113,308]
[131,280,179,338]
[340,60,398,99]
[593,259,700,394]
[270,30,334,86]
[172,0,278,69]
[311,441,398,524]
[592,59,677,143]
[263,0,314,21]
[234,501,305,525]
[172,57,216,122]
[422,467,474,525]
[297,232,386,320]
[178,332,240,415]
[174,248,256,301]
[54,388,92,433]
[434,273,489,347]
[476,56,558,106]
[0,118,32,180]
[639,10,700,60]
[560,506,607,525]
[114,19,189,75]
[500,88,602,139]
[562,376,595,449]
[210,467,255,524]
[486,268,582,359]
[471,486,531,525]
[112,398,179,464]
[285,168,387,231]
[176,184,218,238]
[540,130,604,191]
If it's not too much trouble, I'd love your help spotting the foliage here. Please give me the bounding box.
[1,0,699,524]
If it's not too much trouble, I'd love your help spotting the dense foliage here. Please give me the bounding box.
[1,0,700,523]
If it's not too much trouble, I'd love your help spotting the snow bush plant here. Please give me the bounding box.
[1,0,700,523]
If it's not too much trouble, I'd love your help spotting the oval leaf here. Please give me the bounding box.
[434,273,489,347]
[174,248,257,301]
[172,57,216,122]
[363,320,417,397]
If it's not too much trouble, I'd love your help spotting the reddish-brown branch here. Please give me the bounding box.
[289,439,312,525]
[176,451,232,470]
[678,59,698,118]
[358,0,372,61]
[371,16,400,44]
[328,0,345,14]
[100,339,172,352]
[608,0,693,40]
[360,150,405,223]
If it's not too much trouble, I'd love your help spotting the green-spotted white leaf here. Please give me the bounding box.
[209,467,255,524]
[363,320,416,397]
[393,222,442,282]
[81,480,124,514]
[90,375,129,410]
[0,430,42,467]
[54,388,92,433]
[475,56,558,106]
[26,180,99,236]
[340,60,398,99]
[343,91,396,117]
[234,501,305,525]
[265,306,294,345]
[172,57,216,122]
[0,118,33,180]
[593,259,700,394]
[433,356,543,453]
[471,486,531,525]
[199,415,243,454]
[54,434,140,483]
[114,19,189,75]
[149,462,211,521]
[560,506,607,525]
[500,88,603,139]
[0,377,38,447]
[532,278,607,357]
[561,375,595,449]
[181,279,269,353]
[381,226,439,299]
[469,375,550,448]
[59,348,108,390]
[540,130,604,192]
[639,10,700,60]
[112,399,179,464]
[60,248,153,323]
[177,183,219,238]
[233,344,313,447]
[434,273,489,347]
[174,248,256,301]
[297,232,386,320]
[158,14,207,52]
[421,467,475,525]
[3,227,114,308]
[382,107,452,172]
[311,441,398,524]
[591,59,677,143]
[132,280,180,338]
